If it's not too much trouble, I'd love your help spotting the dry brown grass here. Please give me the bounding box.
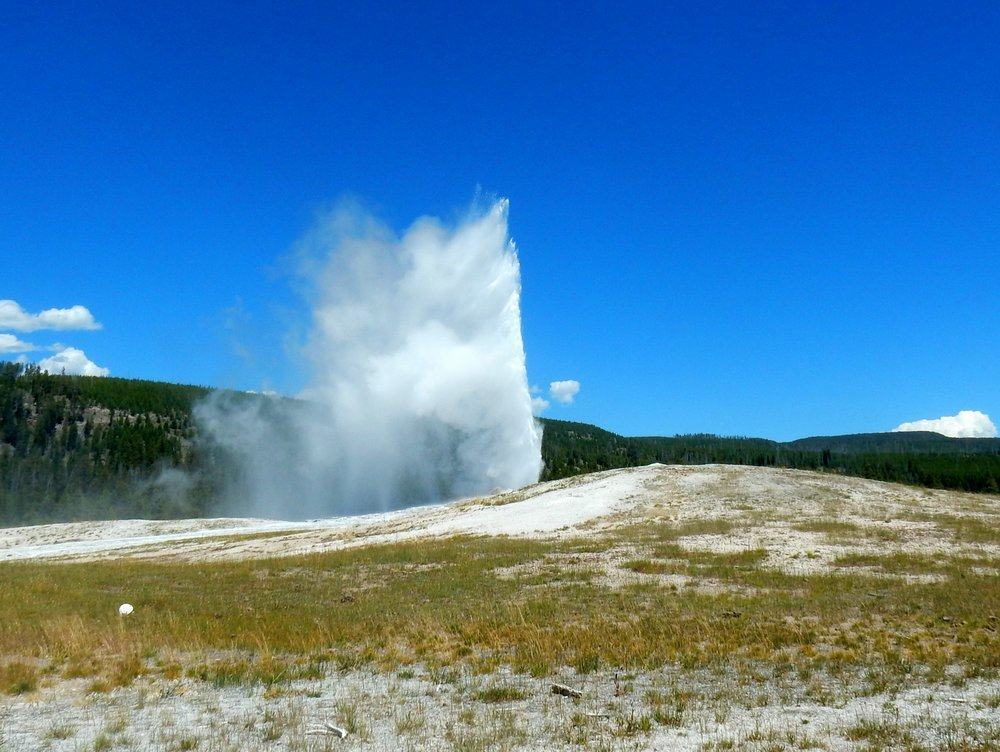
[0,660,38,695]
[0,526,997,689]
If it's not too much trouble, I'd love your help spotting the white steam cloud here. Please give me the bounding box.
[197,199,543,518]
[892,410,997,438]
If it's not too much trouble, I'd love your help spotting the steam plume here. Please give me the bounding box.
[197,199,542,518]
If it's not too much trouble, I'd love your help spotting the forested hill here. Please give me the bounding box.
[540,419,1000,489]
[786,431,1000,455]
[2,362,999,526]
[0,363,212,524]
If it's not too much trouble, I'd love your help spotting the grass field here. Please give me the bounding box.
[1,465,998,750]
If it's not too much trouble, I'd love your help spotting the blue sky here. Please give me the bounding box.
[2,1,997,440]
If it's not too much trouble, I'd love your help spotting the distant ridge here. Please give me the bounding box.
[786,431,1000,455]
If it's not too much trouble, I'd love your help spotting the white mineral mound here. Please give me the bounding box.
[1,464,996,567]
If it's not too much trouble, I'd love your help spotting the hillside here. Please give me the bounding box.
[0,363,216,524]
[2,361,999,525]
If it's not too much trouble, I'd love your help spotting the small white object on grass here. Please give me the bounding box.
[118,603,134,616]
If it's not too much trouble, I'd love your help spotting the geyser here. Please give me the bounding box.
[197,199,542,518]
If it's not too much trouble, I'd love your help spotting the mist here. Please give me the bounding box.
[195,199,542,519]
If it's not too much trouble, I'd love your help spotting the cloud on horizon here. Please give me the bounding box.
[549,379,580,405]
[0,299,101,332]
[892,410,997,438]
[531,396,550,415]
[0,333,36,354]
[37,347,110,377]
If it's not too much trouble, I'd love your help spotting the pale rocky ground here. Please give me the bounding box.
[2,665,999,752]
[2,464,999,751]
[2,464,997,569]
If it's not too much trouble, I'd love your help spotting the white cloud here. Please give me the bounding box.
[0,299,101,332]
[0,333,36,354]
[37,347,110,377]
[892,410,997,438]
[531,396,550,415]
[549,379,580,405]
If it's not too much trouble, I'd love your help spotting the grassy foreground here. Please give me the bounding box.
[1,520,998,695]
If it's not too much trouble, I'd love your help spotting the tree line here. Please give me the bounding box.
[2,362,998,526]
[540,419,1000,493]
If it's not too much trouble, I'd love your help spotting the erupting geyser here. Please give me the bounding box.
[197,199,542,518]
